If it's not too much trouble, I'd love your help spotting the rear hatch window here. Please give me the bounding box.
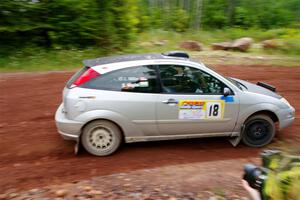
[66,67,88,88]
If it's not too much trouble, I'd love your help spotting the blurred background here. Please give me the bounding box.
[0,0,299,71]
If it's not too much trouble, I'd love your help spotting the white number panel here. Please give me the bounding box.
[206,101,222,119]
[178,100,224,120]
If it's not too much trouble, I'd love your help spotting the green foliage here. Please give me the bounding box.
[0,0,299,58]
[168,9,189,32]
[0,0,139,53]
[233,7,254,28]
[110,0,139,48]
[46,0,102,48]
[137,15,151,31]
[202,0,229,28]
[263,154,300,200]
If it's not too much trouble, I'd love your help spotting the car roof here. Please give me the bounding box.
[83,53,188,67]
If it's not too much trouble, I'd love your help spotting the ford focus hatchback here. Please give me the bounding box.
[55,51,295,156]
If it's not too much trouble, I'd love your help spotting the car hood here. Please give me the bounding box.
[232,78,282,99]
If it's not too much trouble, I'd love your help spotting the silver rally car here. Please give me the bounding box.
[55,51,295,156]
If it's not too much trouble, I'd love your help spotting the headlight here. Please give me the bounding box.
[280,98,291,107]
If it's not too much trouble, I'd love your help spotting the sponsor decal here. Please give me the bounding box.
[178,100,225,120]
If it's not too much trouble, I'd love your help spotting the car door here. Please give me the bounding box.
[156,64,239,136]
[80,65,160,136]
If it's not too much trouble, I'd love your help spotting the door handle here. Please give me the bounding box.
[162,98,178,104]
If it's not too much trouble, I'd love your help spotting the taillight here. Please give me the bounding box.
[70,68,100,88]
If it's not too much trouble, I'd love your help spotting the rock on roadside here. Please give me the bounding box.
[211,42,232,51]
[262,39,279,49]
[180,40,203,51]
[211,37,254,52]
[231,37,253,52]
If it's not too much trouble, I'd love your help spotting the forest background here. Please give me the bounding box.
[1,0,299,71]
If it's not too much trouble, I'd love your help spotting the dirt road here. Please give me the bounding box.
[0,65,299,192]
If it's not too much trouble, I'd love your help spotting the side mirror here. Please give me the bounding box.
[223,87,231,97]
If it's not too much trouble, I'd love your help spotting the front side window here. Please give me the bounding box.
[159,65,226,94]
[80,65,159,93]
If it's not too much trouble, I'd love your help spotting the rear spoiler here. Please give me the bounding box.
[257,82,276,92]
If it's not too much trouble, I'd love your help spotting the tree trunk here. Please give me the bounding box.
[227,0,236,25]
[194,0,203,30]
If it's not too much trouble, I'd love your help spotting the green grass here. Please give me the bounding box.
[1,28,300,72]
[0,48,106,72]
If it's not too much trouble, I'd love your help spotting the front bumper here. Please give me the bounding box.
[55,103,84,141]
[278,106,295,130]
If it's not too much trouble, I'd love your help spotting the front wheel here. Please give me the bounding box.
[242,114,275,147]
[81,120,122,156]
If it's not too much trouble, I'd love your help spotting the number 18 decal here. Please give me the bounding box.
[178,100,224,120]
[206,101,223,119]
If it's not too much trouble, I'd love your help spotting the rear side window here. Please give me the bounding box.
[66,67,88,88]
[80,65,159,93]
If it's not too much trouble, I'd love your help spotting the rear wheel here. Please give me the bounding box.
[242,114,275,147]
[81,120,122,156]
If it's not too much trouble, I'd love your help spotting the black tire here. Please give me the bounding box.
[81,120,122,156]
[242,114,275,147]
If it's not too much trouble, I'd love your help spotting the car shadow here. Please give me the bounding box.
[78,136,261,166]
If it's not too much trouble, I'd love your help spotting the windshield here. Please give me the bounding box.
[226,77,247,91]
[203,65,247,91]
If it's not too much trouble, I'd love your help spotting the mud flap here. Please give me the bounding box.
[228,125,244,147]
[74,142,80,155]
[228,136,242,147]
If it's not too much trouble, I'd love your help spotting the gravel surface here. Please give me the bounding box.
[1,64,299,198]
[1,158,258,199]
